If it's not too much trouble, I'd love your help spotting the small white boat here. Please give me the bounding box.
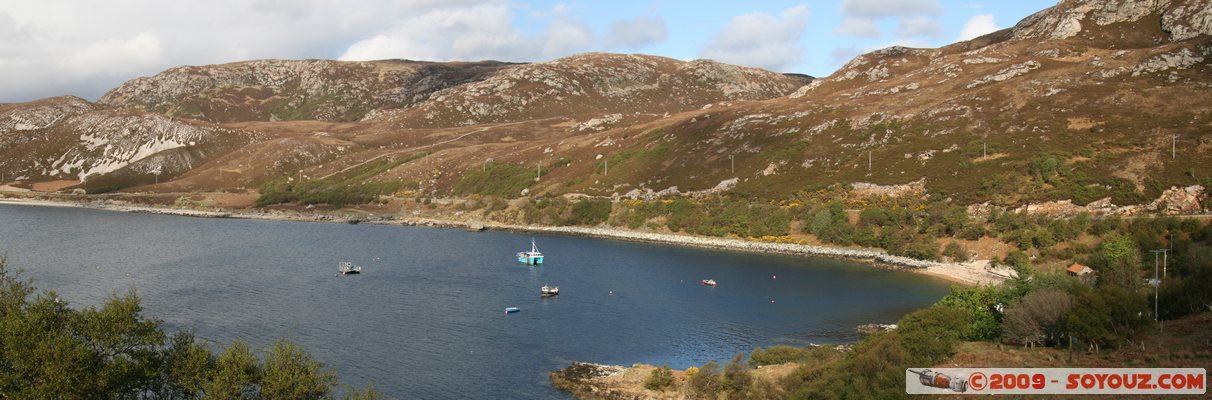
[701,279,717,287]
[541,285,560,297]
[338,262,362,275]
[505,307,520,314]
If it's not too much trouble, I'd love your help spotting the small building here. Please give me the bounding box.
[1067,263,1094,277]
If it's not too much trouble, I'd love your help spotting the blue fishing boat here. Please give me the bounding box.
[516,239,544,265]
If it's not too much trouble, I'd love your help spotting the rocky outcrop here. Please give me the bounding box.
[851,180,926,198]
[99,59,512,122]
[1013,185,1207,217]
[1013,0,1212,42]
[857,323,898,335]
[967,61,1041,88]
[367,53,809,127]
[0,96,94,134]
[1132,47,1207,76]
[1162,1,1212,40]
[0,97,257,185]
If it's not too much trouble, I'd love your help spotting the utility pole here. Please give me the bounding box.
[729,154,734,174]
[1163,249,1168,280]
[536,161,541,181]
[1158,232,1168,280]
[983,142,987,158]
[1172,134,1176,159]
[605,159,608,176]
[1150,248,1170,329]
[868,150,872,173]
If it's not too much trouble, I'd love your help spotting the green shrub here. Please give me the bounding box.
[722,353,753,392]
[943,241,969,262]
[565,199,612,226]
[644,365,674,391]
[452,163,534,198]
[898,307,970,365]
[901,236,939,260]
[0,257,345,398]
[255,156,420,207]
[687,361,722,397]
[934,285,1004,341]
[749,346,814,367]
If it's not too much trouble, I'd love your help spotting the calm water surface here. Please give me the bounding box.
[0,203,950,398]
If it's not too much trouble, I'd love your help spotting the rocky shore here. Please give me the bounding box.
[550,361,804,400]
[0,197,1005,285]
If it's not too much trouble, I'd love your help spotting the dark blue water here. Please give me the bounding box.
[0,203,951,398]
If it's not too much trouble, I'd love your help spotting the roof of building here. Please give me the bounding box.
[1067,263,1094,275]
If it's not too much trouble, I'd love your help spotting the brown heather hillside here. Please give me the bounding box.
[1,0,1210,213]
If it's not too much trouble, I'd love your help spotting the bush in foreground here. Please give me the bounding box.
[0,257,377,399]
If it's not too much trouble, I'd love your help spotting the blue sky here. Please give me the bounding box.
[499,0,1054,75]
[0,0,1056,102]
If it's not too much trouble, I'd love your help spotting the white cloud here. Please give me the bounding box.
[834,17,881,38]
[869,38,932,51]
[897,16,943,38]
[340,2,532,62]
[541,19,595,57]
[841,0,942,18]
[605,16,668,49]
[830,46,862,64]
[958,14,999,40]
[837,0,943,43]
[699,5,811,72]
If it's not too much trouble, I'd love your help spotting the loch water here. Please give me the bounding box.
[0,203,951,398]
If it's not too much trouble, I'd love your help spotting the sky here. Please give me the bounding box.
[0,0,1057,103]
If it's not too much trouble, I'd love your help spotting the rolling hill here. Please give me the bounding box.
[1,0,1209,215]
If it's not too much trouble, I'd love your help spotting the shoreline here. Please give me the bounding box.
[0,197,1006,286]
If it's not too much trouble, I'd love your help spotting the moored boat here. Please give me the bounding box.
[339,262,362,275]
[701,279,716,287]
[505,307,520,314]
[516,239,544,265]
[541,285,560,297]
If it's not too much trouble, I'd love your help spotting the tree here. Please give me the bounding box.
[343,383,383,400]
[644,365,673,391]
[260,340,339,400]
[1065,288,1113,351]
[723,353,753,392]
[205,341,260,399]
[162,332,215,398]
[943,241,970,262]
[687,361,722,397]
[0,257,350,399]
[897,307,970,365]
[1091,234,1142,290]
[1002,289,1073,347]
[934,285,1003,341]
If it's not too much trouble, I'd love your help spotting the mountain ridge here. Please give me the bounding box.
[0,0,1209,214]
